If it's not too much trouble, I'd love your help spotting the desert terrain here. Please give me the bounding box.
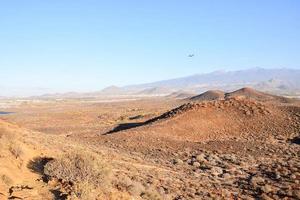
[0,88,299,200]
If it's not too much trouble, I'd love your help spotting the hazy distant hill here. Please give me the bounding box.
[99,86,124,94]
[135,87,174,95]
[125,68,300,89]
[122,68,300,96]
[20,68,300,99]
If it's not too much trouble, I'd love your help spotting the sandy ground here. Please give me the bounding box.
[0,96,299,199]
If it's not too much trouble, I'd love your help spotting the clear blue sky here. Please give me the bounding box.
[1,0,300,96]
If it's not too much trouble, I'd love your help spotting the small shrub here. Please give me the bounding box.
[127,181,145,196]
[73,181,98,199]
[44,151,111,188]
[8,143,23,159]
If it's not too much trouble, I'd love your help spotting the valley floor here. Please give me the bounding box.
[0,97,299,199]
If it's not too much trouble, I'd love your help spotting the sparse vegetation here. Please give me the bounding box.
[127,181,145,196]
[45,151,111,185]
[8,143,23,159]
[0,87,299,199]
[141,189,163,200]
[72,181,99,200]
[44,151,111,198]
[0,127,23,159]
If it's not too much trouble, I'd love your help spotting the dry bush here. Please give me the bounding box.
[44,151,111,185]
[44,151,111,190]
[116,176,162,200]
[127,181,145,196]
[71,181,99,200]
[0,127,19,147]
[0,127,23,165]
[8,142,23,159]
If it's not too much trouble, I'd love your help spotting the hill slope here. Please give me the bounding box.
[190,90,225,101]
[188,87,297,103]
[107,93,299,144]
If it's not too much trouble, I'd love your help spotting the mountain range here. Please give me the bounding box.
[6,68,300,99]
[136,68,298,86]
[113,68,300,97]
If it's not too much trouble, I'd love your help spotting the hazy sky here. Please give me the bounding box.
[1,1,300,96]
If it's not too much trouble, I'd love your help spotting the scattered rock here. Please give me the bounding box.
[210,167,223,176]
[173,158,184,165]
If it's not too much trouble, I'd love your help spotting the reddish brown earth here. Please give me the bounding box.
[189,90,225,101]
[106,98,289,142]
[1,88,300,200]
[189,87,296,103]
[226,87,274,100]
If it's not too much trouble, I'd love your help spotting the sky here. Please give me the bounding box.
[0,0,300,96]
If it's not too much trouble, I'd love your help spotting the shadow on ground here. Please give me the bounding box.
[104,122,145,135]
[104,111,167,135]
[291,136,300,145]
[27,157,68,200]
[27,157,53,179]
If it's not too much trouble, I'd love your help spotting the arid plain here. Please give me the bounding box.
[0,88,299,200]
